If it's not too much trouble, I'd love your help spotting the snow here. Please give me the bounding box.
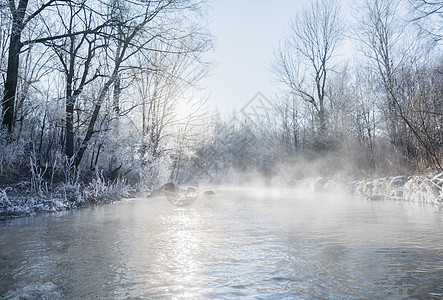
[0,175,133,218]
[300,172,442,205]
[352,172,443,204]
[1,171,442,218]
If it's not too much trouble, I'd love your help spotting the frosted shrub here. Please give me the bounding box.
[64,156,79,186]
[352,173,442,204]
[403,172,443,204]
[355,177,387,197]
[29,155,48,196]
[431,172,443,203]
[0,188,66,215]
[0,187,12,212]
[137,153,172,192]
[101,177,131,198]
[404,176,425,202]
[54,182,83,204]
[83,171,131,202]
[0,128,25,175]
[386,176,408,199]
[86,172,108,199]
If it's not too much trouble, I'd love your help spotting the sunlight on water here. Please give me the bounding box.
[150,211,206,298]
[1,188,442,299]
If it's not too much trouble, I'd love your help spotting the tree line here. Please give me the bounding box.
[0,0,441,189]
[1,0,211,187]
[197,0,442,182]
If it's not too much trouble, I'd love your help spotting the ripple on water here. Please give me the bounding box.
[0,192,442,299]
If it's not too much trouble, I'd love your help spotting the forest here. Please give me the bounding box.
[0,0,442,215]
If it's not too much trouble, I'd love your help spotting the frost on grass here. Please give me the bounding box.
[305,172,442,205]
[0,172,133,218]
[353,172,443,204]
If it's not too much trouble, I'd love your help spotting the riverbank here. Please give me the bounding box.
[1,171,442,218]
[312,171,443,205]
[0,174,136,219]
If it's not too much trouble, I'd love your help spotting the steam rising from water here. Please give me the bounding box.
[1,184,442,299]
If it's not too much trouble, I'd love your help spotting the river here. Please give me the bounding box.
[1,187,442,299]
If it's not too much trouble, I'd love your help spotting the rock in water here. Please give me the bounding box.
[163,182,198,207]
[203,190,216,196]
[367,195,385,201]
[147,189,164,198]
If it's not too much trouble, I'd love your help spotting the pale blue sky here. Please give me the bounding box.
[203,0,310,113]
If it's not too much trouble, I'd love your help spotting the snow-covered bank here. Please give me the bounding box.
[313,172,443,205]
[2,171,442,218]
[0,176,134,219]
[355,172,443,205]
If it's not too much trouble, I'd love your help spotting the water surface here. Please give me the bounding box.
[1,188,442,299]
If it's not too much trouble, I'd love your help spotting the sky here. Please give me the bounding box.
[202,0,310,113]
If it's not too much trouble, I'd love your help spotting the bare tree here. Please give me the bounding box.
[409,0,443,42]
[41,1,105,159]
[272,0,344,149]
[275,93,300,156]
[397,62,443,169]
[2,0,33,133]
[350,65,379,171]
[74,0,211,167]
[356,0,442,170]
[1,0,108,133]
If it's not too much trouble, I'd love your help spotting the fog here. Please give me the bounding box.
[0,0,442,298]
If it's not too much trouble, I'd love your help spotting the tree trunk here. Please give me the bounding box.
[112,40,122,115]
[2,0,28,132]
[74,76,116,167]
[65,35,75,159]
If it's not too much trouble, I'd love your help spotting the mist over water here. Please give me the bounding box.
[1,187,442,299]
[0,0,441,298]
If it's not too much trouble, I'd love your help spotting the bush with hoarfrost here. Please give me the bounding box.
[0,188,12,211]
[0,128,25,175]
[352,173,442,204]
[83,171,131,201]
[136,151,172,193]
[0,189,70,216]
[1,158,136,217]
[403,172,443,204]
[301,172,442,205]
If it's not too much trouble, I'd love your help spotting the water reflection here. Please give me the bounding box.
[0,190,442,299]
[148,210,207,298]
